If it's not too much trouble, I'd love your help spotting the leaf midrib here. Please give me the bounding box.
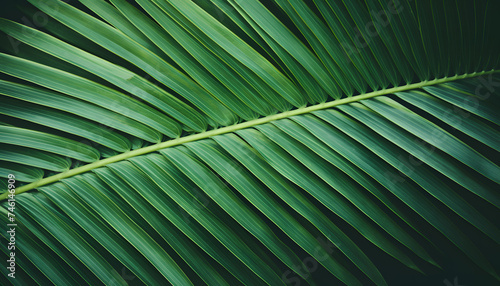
[2,70,497,200]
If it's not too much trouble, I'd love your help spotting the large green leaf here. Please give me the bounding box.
[0,0,499,285]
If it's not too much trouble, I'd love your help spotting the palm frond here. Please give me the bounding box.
[0,0,499,285]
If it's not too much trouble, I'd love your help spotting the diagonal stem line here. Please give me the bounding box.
[1,70,497,200]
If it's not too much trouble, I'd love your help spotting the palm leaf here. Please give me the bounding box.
[0,0,499,285]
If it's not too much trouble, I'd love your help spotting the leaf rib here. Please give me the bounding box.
[1,70,497,201]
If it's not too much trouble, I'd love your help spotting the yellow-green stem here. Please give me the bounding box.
[1,70,497,200]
